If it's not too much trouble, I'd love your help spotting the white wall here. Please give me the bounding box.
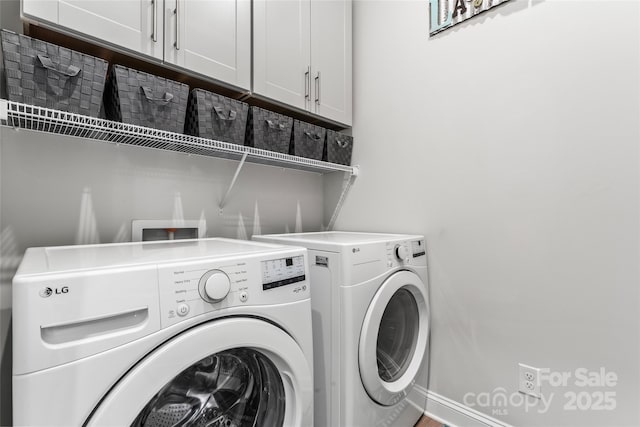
[0,128,325,425]
[340,1,639,426]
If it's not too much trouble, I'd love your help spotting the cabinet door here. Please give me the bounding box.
[311,0,352,125]
[58,0,162,60]
[23,0,58,24]
[165,0,250,90]
[253,0,311,110]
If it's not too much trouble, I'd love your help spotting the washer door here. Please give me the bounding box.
[87,317,312,426]
[359,270,430,406]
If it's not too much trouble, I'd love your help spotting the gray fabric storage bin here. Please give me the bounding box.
[103,64,189,133]
[291,120,326,160]
[326,130,353,165]
[245,106,293,154]
[0,29,108,117]
[184,89,248,145]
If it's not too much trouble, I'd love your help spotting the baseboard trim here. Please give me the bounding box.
[417,388,513,427]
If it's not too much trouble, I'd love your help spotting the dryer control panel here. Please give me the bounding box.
[386,239,427,268]
[157,251,309,328]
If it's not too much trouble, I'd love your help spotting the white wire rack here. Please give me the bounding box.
[0,100,356,175]
[0,100,359,229]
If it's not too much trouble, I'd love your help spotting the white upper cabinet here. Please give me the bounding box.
[22,0,350,123]
[252,0,311,111]
[22,0,59,25]
[23,0,251,90]
[62,1,163,60]
[253,0,352,126]
[164,0,250,89]
[310,0,351,125]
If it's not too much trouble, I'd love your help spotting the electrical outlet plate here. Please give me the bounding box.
[518,363,542,398]
[131,219,205,242]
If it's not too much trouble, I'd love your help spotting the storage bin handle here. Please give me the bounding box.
[36,54,81,77]
[140,86,174,104]
[266,119,286,131]
[213,106,237,121]
[304,131,322,141]
[336,139,350,148]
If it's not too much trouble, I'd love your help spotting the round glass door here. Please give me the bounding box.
[87,318,313,427]
[359,270,429,406]
[376,288,419,383]
[132,348,285,427]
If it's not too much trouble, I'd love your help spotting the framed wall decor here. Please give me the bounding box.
[430,0,511,36]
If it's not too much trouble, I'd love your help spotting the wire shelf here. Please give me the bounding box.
[0,100,356,175]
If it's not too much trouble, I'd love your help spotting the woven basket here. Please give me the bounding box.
[0,29,108,117]
[291,120,326,160]
[103,65,189,133]
[184,89,248,145]
[326,130,353,165]
[245,106,293,154]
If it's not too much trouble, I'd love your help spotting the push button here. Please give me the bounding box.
[177,303,190,317]
[239,291,249,303]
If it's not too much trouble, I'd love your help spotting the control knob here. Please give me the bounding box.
[199,270,231,303]
[394,244,410,262]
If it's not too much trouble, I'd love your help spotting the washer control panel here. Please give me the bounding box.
[386,239,426,267]
[157,251,309,328]
[261,255,305,291]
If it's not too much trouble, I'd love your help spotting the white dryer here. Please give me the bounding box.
[12,238,313,426]
[253,232,430,427]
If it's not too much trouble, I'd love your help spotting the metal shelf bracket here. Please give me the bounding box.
[327,165,359,230]
[219,152,248,214]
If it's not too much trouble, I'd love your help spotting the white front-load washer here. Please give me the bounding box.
[253,232,430,427]
[12,238,314,426]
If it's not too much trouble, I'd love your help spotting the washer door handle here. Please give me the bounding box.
[41,307,149,345]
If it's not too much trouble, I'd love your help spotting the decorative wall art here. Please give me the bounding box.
[430,0,511,36]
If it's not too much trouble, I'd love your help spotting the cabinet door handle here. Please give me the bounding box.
[315,71,320,105]
[151,0,158,42]
[174,1,180,50]
[304,66,310,103]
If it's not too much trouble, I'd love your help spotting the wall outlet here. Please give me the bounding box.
[518,363,542,398]
[131,219,206,242]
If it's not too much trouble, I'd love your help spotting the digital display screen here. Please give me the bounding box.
[262,256,305,291]
[412,240,426,258]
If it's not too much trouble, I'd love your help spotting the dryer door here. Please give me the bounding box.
[87,317,312,426]
[358,270,430,406]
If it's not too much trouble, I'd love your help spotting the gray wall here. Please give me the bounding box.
[339,1,639,426]
[0,128,325,425]
[1,1,639,426]
[0,0,20,33]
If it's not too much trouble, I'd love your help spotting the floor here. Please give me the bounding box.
[414,414,446,427]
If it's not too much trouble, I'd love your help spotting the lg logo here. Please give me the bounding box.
[39,286,69,298]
